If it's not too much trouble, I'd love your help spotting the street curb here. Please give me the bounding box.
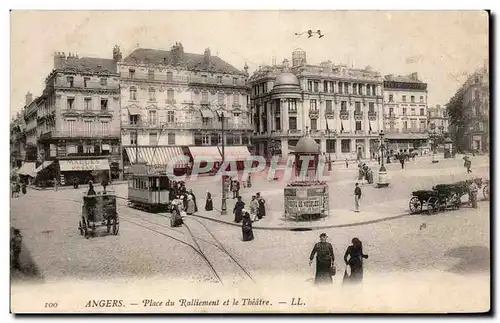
[28,181,128,191]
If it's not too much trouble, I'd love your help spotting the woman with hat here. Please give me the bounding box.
[204,191,213,211]
[309,233,335,284]
[185,194,196,215]
[241,209,255,242]
[233,196,245,223]
[343,238,368,284]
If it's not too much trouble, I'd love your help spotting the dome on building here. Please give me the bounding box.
[295,136,320,154]
[274,72,300,87]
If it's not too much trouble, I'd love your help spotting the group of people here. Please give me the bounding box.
[11,181,27,198]
[309,233,368,285]
[357,163,374,185]
[169,187,198,227]
[231,193,267,242]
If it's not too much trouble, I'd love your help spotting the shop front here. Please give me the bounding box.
[59,159,111,186]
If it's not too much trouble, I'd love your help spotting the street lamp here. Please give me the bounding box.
[430,123,439,163]
[376,130,389,188]
[220,112,227,215]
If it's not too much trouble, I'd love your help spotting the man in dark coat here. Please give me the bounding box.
[309,233,335,284]
[233,196,245,223]
[256,192,266,219]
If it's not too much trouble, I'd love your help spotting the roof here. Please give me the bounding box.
[123,48,243,74]
[384,75,424,84]
[59,57,117,74]
[274,72,300,86]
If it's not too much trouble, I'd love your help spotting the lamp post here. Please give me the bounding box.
[220,112,227,215]
[376,130,389,188]
[430,123,439,163]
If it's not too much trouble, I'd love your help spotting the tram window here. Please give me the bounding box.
[150,177,158,191]
[159,177,170,190]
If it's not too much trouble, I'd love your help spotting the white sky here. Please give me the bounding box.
[10,10,488,115]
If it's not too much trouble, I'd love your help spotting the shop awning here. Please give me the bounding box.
[125,146,187,168]
[32,161,54,175]
[17,162,36,176]
[59,159,110,172]
[188,146,222,163]
[200,109,214,118]
[219,146,251,161]
[127,106,141,115]
[326,119,335,132]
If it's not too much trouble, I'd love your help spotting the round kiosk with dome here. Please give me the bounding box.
[284,135,330,221]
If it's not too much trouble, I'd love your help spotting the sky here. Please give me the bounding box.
[10,10,489,115]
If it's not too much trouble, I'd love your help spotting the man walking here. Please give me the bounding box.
[354,183,362,212]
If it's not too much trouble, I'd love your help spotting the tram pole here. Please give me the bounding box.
[220,112,227,215]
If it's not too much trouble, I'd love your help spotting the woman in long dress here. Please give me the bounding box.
[205,192,213,211]
[309,233,335,284]
[343,238,368,284]
[185,195,196,215]
[241,210,255,242]
[233,196,245,223]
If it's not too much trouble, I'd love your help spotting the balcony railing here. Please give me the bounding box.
[40,130,121,139]
[354,111,363,120]
[122,120,253,130]
[368,111,377,120]
[325,110,334,117]
[309,109,319,117]
[340,111,349,120]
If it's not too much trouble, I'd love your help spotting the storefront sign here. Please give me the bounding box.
[63,160,105,171]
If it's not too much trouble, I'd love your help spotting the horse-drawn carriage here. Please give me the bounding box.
[78,193,119,238]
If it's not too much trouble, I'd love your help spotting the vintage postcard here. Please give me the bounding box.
[9,10,490,314]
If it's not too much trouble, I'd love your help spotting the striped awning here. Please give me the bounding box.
[17,162,36,176]
[125,146,187,168]
[32,161,54,176]
[219,146,251,161]
[188,146,223,163]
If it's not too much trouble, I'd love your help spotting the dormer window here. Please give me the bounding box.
[67,76,74,87]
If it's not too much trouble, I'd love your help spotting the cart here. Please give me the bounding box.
[79,193,119,238]
[409,190,439,215]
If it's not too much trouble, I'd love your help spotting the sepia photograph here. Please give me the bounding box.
[8,10,491,314]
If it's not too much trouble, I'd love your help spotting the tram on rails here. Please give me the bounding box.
[127,166,172,212]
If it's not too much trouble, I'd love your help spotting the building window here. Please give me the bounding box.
[202,134,210,145]
[313,82,319,92]
[67,98,75,110]
[218,93,224,105]
[167,132,175,145]
[167,111,175,123]
[100,99,108,111]
[389,94,393,102]
[67,76,74,87]
[411,108,415,115]
[419,120,426,131]
[326,100,333,113]
[233,93,239,104]
[66,120,75,135]
[475,76,479,84]
[338,82,343,94]
[411,120,417,130]
[372,85,376,96]
[355,102,361,113]
[341,139,350,153]
[345,83,350,94]
[201,75,207,83]
[201,91,209,102]
[233,77,237,85]
[148,87,156,101]
[166,89,174,102]
[130,132,137,145]
[101,121,109,135]
[289,117,297,130]
[402,95,406,102]
[340,101,347,112]
[149,110,157,126]
[368,102,375,113]
[389,107,394,116]
[323,81,328,92]
[129,69,135,79]
[288,99,297,112]
[403,121,408,130]
[366,85,371,96]
[310,118,317,130]
[355,121,362,131]
[84,98,91,110]
[402,108,407,116]
[308,81,313,92]
[326,139,335,153]
[100,78,107,86]
[149,132,158,145]
[129,114,139,125]
[352,83,358,95]
[216,76,222,84]
[358,84,363,95]
[166,71,173,82]
[130,87,137,101]
[420,108,424,116]
[411,96,415,103]
[84,121,92,136]
[310,100,317,110]
[420,96,424,103]
[233,112,241,117]
[84,77,90,88]
[148,69,155,81]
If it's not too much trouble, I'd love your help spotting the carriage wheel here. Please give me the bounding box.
[409,197,422,214]
[451,194,461,209]
[426,197,438,215]
[483,184,489,200]
[112,217,119,235]
[81,216,88,237]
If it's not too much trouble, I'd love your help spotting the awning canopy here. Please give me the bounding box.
[127,106,141,115]
[326,119,335,132]
[125,146,187,168]
[220,146,251,161]
[33,161,54,175]
[59,159,110,172]
[17,162,36,176]
[200,109,214,118]
[188,146,222,163]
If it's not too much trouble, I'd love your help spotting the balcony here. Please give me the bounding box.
[309,109,319,118]
[368,111,377,120]
[55,80,119,91]
[166,99,177,104]
[287,129,303,137]
[122,120,253,131]
[384,114,397,120]
[354,111,363,120]
[39,130,121,140]
[340,111,349,120]
[325,110,334,118]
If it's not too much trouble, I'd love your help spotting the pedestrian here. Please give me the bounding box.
[343,238,368,284]
[468,179,479,208]
[101,177,108,194]
[256,192,266,219]
[354,183,362,212]
[309,233,335,285]
[233,196,245,223]
[73,176,79,189]
[21,182,27,195]
[241,210,255,242]
[170,198,184,227]
[465,158,472,173]
[87,181,96,196]
[249,195,258,218]
[232,178,240,199]
[205,191,213,211]
[399,155,405,169]
[188,189,198,212]
[345,158,349,168]
[11,229,22,270]
[185,195,196,215]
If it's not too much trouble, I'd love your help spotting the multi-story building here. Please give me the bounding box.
[36,48,121,184]
[458,62,489,152]
[382,73,429,153]
[10,112,26,169]
[118,43,252,171]
[14,92,39,178]
[427,104,449,135]
[248,49,384,160]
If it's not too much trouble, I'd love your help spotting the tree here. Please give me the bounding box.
[445,85,468,151]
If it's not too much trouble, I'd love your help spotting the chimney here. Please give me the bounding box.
[54,51,66,69]
[25,92,33,106]
[410,72,419,81]
[204,48,211,66]
[113,45,122,62]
